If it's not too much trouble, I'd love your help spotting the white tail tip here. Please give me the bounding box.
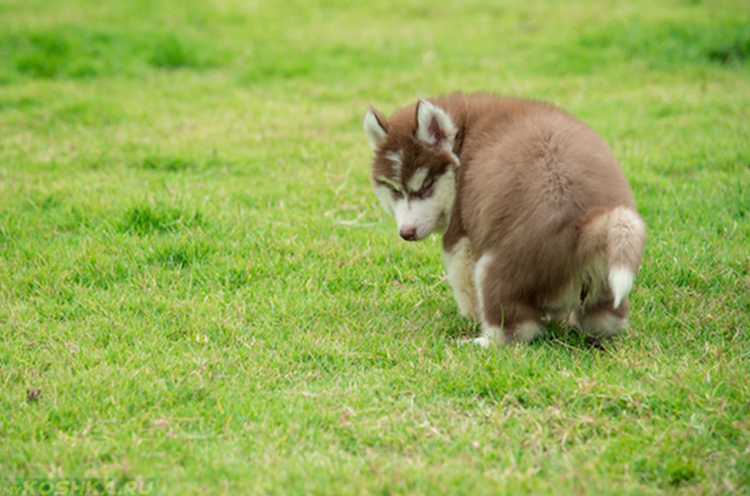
[609,266,634,309]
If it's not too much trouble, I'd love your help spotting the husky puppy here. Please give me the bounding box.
[364,93,646,346]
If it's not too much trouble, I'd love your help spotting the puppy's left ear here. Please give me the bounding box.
[415,99,457,151]
[364,107,388,149]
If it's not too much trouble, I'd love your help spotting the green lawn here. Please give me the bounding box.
[1,0,749,494]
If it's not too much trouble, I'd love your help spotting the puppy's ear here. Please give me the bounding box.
[415,99,457,151]
[364,107,388,149]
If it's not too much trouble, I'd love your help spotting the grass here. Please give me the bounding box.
[1,0,749,494]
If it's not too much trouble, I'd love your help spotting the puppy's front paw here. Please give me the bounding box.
[457,335,493,348]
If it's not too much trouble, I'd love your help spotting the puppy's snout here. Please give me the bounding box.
[399,227,418,241]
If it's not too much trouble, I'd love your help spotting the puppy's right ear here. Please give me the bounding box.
[415,99,457,152]
[364,107,388,149]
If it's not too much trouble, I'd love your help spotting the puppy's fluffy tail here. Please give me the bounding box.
[581,206,647,309]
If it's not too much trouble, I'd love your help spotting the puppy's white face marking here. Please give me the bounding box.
[407,167,430,193]
[393,196,435,240]
[390,169,456,241]
[384,150,403,176]
[375,175,403,195]
[374,182,396,217]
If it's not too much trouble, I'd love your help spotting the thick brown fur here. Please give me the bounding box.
[365,92,646,345]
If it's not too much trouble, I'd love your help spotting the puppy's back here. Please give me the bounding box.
[458,96,636,298]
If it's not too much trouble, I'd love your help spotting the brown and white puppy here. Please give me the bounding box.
[364,92,646,346]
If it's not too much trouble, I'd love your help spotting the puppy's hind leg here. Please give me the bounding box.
[576,296,629,340]
[472,253,546,347]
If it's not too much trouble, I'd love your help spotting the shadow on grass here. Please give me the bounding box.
[445,318,617,353]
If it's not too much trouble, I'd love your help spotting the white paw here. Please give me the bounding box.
[458,335,493,348]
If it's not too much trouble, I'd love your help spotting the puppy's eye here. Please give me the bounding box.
[416,180,434,197]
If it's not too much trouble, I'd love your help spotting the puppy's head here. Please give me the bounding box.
[364,99,459,241]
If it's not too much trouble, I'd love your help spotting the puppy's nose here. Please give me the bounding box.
[399,227,418,241]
